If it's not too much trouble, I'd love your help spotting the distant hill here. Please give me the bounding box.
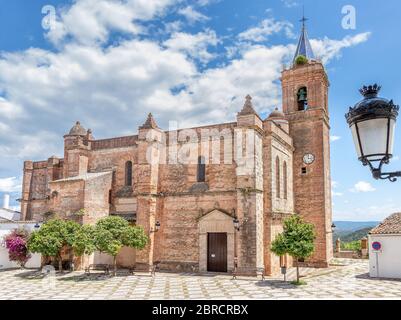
[334,227,373,243]
[332,221,380,247]
[333,221,379,232]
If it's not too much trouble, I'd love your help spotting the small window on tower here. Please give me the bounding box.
[125,161,133,186]
[108,190,112,204]
[301,167,307,174]
[197,156,206,182]
[297,87,308,111]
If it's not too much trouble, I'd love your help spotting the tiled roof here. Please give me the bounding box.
[369,212,401,235]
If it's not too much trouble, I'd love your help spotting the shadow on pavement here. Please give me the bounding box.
[254,280,298,289]
[355,272,401,282]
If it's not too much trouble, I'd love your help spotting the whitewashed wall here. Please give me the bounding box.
[0,222,42,270]
[369,234,401,279]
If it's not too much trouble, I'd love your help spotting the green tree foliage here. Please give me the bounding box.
[341,240,361,251]
[93,216,149,275]
[27,219,80,272]
[271,215,316,284]
[72,224,96,257]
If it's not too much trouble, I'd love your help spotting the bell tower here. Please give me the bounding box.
[281,16,333,267]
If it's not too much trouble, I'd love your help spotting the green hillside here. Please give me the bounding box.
[333,227,373,250]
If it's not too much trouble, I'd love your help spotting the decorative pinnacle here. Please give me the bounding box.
[140,113,159,129]
[238,95,257,116]
[359,84,381,98]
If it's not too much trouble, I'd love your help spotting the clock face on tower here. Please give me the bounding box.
[303,153,315,165]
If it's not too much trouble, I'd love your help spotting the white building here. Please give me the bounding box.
[0,194,42,270]
[369,212,401,279]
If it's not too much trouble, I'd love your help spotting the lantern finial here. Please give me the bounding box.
[359,84,381,98]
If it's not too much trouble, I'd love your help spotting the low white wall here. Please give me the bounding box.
[369,234,401,279]
[0,222,42,270]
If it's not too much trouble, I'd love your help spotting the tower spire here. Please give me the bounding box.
[293,8,315,63]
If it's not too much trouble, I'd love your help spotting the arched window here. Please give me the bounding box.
[197,156,206,182]
[297,87,308,111]
[125,161,133,186]
[283,161,288,200]
[276,156,280,198]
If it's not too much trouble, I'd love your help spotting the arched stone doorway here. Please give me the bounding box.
[198,209,235,272]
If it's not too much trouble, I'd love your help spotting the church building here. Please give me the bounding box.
[20,21,333,275]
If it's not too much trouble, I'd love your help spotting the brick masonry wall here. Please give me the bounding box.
[21,68,334,273]
[282,61,333,267]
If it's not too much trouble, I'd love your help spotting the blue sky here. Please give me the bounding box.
[0,0,400,221]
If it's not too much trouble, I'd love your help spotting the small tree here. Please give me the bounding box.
[94,216,149,275]
[27,219,80,272]
[295,55,308,65]
[271,215,315,284]
[4,228,32,268]
[71,224,96,268]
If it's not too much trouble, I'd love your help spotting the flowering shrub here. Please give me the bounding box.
[4,229,31,268]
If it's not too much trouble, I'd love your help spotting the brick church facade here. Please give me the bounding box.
[20,22,333,275]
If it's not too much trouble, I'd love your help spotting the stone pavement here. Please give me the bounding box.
[0,259,400,300]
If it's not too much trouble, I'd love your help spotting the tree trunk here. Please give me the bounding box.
[113,256,117,276]
[295,259,300,283]
[58,254,63,273]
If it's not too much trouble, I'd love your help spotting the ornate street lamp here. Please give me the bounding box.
[345,84,401,181]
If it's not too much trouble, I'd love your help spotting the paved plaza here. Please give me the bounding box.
[0,259,400,300]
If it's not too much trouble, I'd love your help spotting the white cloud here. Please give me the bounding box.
[164,21,183,34]
[311,32,371,64]
[332,180,343,197]
[334,203,401,221]
[0,97,24,119]
[163,29,219,63]
[0,2,371,181]
[350,181,376,193]
[332,192,343,197]
[46,0,178,45]
[281,0,298,8]
[238,18,295,43]
[197,0,221,6]
[0,177,21,193]
[178,6,209,24]
[330,135,341,142]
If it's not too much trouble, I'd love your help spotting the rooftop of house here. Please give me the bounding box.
[0,207,21,222]
[370,213,401,235]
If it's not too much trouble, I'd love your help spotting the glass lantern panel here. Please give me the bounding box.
[358,118,389,161]
[388,119,396,156]
[350,124,362,158]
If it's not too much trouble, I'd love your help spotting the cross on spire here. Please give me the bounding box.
[293,7,315,63]
[300,6,308,27]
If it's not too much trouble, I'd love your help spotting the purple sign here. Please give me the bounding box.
[372,242,382,251]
